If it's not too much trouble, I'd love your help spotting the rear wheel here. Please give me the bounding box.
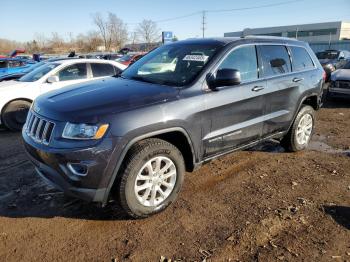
[2,100,31,131]
[117,138,185,218]
[281,105,315,152]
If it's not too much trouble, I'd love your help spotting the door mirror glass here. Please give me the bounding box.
[209,68,241,89]
[47,75,59,83]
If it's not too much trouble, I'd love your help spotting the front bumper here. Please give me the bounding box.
[328,87,350,96]
[22,129,121,203]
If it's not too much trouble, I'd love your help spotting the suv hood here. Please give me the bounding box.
[331,69,350,81]
[34,77,179,122]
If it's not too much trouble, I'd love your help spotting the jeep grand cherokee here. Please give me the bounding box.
[23,37,324,218]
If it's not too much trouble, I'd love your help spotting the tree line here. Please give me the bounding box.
[0,12,162,55]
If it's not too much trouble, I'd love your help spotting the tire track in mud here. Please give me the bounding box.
[0,159,30,172]
[192,152,271,192]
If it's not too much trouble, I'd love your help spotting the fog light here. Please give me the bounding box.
[67,163,88,176]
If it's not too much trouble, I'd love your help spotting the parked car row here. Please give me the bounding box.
[0,58,36,77]
[315,49,350,81]
[312,49,350,98]
[0,59,126,130]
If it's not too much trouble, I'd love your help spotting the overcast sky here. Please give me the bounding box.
[1,0,349,42]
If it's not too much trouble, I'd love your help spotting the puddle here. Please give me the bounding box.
[308,140,350,156]
[248,140,285,153]
[248,135,349,157]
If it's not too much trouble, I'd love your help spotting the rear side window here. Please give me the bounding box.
[290,46,314,71]
[259,45,291,77]
[57,63,87,81]
[218,45,258,82]
[91,63,116,77]
[0,61,7,68]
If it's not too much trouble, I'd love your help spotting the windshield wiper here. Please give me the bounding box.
[113,72,123,78]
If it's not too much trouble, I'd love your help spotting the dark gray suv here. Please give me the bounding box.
[22,37,324,218]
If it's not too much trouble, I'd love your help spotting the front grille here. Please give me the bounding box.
[25,111,55,145]
[337,81,350,89]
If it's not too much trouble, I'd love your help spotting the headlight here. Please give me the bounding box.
[62,123,109,140]
[325,63,335,71]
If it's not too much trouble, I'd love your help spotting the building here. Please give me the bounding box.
[224,21,350,43]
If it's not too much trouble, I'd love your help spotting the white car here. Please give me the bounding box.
[0,59,126,130]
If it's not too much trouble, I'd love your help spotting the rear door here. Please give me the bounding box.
[40,63,89,94]
[257,44,297,137]
[258,44,315,137]
[90,63,120,79]
[203,44,266,157]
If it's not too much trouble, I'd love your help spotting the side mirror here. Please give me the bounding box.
[208,68,241,89]
[47,75,59,83]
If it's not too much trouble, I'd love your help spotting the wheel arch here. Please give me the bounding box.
[0,98,33,124]
[281,93,318,137]
[102,127,196,204]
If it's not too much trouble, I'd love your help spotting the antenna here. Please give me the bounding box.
[201,10,206,38]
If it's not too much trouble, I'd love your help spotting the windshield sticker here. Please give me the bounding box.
[183,54,209,62]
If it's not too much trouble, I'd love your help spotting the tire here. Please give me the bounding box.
[117,138,185,218]
[281,105,315,152]
[2,100,31,131]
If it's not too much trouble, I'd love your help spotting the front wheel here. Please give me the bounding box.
[281,105,315,152]
[117,138,185,218]
[2,100,31,131]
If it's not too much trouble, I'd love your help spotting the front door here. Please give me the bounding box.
[41,63,89,94]
[203,45,265,157]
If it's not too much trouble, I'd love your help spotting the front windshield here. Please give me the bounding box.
[19,63,60,82]
[316,51,339,60]
[22,61,45,74]
[121,43,222,87]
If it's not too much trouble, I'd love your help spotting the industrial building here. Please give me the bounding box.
[224,21,350,43]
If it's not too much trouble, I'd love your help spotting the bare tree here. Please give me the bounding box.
[93,12,128,51]
[33,32,47,50]
[50,32,64,47]
[93,12,110,51]
[129,31,138,51]
[0,38,23,54]
[136,19,160,49]
[108,13,128,51]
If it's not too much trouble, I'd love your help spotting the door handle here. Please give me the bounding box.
[292,77,304,82]
[251,86,265,92]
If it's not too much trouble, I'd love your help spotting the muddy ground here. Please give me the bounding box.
[0,94,349,262]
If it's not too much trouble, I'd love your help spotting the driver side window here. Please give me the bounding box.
[57,63,87,81]
[218,45,258,82]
